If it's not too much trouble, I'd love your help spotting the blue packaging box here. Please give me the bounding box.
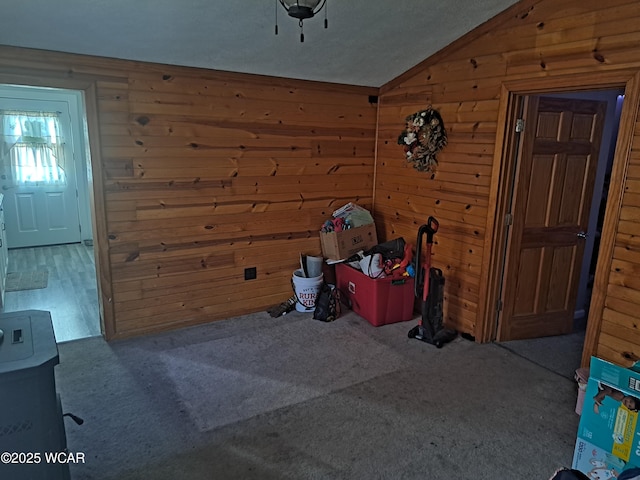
[572,437,627,478]
[574,357,640,468]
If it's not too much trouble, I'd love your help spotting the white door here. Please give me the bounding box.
[0,98,81,248]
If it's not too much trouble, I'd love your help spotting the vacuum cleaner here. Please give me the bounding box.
[408,216,457,348]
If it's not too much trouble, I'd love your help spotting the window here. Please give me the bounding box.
[0,110,67,186]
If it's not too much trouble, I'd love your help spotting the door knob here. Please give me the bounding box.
[577,231,588,239]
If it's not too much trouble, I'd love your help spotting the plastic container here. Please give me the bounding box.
[292,269,323,312]
[335,263,415,327]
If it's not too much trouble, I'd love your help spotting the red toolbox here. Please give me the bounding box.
[335,263,416,327]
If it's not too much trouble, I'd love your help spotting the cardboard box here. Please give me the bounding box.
[335,263,415,327]
[572,357,640,474]
[320,223,378,261]
[572,437,628,477]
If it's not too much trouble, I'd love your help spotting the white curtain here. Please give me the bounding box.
[0,110,67,186]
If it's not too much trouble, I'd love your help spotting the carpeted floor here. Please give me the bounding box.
[162,318,408,432]
[499,331,586,380]
[54,310,582,480]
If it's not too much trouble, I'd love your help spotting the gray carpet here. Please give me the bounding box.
[55,311,582,479]
[161,319,407,432]
[499,331,586,380]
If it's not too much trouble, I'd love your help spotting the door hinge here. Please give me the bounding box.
[515,118,525,133]
[505,213,513,226]
[496,299,503,312]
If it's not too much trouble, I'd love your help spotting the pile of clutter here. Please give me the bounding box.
[342,238,416,280]
[320,202,374,233]
[318,202,416,279]
[267,202,418,319]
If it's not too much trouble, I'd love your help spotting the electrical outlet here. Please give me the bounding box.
[244,267,257,280]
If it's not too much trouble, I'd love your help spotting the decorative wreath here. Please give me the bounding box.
[397,107,447,173]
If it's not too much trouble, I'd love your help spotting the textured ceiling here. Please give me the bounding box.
[0,0,520,87]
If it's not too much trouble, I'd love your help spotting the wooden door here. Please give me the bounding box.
[497,96,606,341]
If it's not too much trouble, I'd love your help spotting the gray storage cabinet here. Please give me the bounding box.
[0,310,70,480]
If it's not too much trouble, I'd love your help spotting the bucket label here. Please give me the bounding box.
[298,290,318,308]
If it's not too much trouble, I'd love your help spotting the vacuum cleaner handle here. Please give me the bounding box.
[414,216,439,298]
[426,216,439,240]
[414,224,426,298]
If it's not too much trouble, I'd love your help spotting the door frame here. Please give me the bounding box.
[478,70,640,368]
[0,73,118,340]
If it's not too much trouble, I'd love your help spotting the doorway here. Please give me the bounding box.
[0,84,100,342]
[495,89,624,378]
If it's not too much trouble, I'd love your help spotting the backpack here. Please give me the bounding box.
[313,283,345,322]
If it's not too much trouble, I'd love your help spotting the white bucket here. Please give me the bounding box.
[292,269,324,312]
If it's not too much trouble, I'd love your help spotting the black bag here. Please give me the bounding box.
[365,237,406,261]
[548,468,589,480]
[619,468,640,480]
[313,283,342,322]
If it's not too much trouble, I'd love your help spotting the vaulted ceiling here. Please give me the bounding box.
[0,0,520,87]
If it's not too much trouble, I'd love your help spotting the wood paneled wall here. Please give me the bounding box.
[0,47,377,339]
[376,0,640,364]
[2,0,640,362]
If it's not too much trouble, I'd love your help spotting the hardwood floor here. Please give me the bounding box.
[2,242,101,343]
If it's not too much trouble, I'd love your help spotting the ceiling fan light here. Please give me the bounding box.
[275,0,327,42]
[281,0,323,9]
[280,0,324,19]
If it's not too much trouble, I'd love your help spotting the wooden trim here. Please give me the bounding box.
[478,85,522,342]
[83,83,116,340]
[503,71,639,95]
[0,74,99,92]
[371,96,382,217]
[582,71,640,368]
[379,0,542,94]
